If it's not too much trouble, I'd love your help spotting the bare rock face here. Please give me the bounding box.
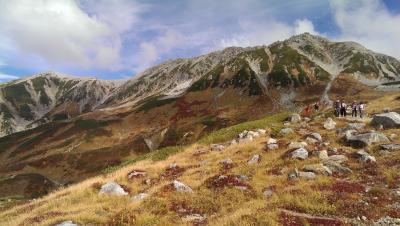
[371,112,400,129]
[346,132,389,148]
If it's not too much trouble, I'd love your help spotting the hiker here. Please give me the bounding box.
[351,101,358,117]
[340,101,347,117]
[313,101,320,111]
[334,100,341,117]
[358,102,365,118]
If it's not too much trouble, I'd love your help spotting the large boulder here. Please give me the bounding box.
[323,118,336,130]
[303,164,332,176]
[356,150,376,163]
[99,182,128,196]
[380,144,400,151]
[290,148,308,160]
[288,114,302,123]
[346,132,390,148]
[371,112,400,129]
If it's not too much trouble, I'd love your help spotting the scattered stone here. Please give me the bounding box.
[169,162,178,168]
[347,123,366,130]
[389,133,398,141]
[132,193,148,201]
[346,132,390,148]
[128,170,146,179]
[323,155,348,164]
[229,139,238,145]
[257,129,267,134]
[303,164,332,176]
[236,130,261,143]
[318,150,328,159]
[380,144,400,151]
[211,144,225,151]
[306,137,319,144]
[308,132,323,142]
[283,122,291,127]
[290,148,308,160]
[280,128,294,135]
[373,216,400,226]
[267,143,279,150]
[99,182,128,196]
[182,214,207,224]
[323,161,353,174]
[173,180,193,193]
[288,113,302,123]
[304,117,311,122]
[288,169,299,180]
[55,221,78,226]
[298,171,316,180]
[288,141,307,149]
[220,158,233,165]
[247,154,260,164]
[267,138,277,144]
[263,187,274,198]
[356,150,376,163]
[206,174,251,190]
[371,112,400,129]
[323,118,336,130]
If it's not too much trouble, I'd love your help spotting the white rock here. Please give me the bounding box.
[304,117,311,122]
[267,143,279,150]
[280,128,294,135]
[306,137,319,144]
[99,182,128,196]
[323,117,336,130]
[309,132,323,142]
[318,150,328,159]
[289,113,302,123]
[298,171,316,180]
[267,138,277,144]
[55,221,78,226]
[371,112,400,129]
[132,193,148,201]
[356,150,376,163]
[173,180,193,193]
[247,154,260,164]
[182,214,207,223]
[257,129,267,134]
[211,144,225,151]
[290,148,309,160]
[288,142,307,149]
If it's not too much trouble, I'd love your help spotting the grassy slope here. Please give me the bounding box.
[1,100,400,225]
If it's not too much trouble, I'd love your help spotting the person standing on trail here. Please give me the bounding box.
[334,100,340,117]
[351,101,358,117]
[359,102,365,118]
[341,101,347,117]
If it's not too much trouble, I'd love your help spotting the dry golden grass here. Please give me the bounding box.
[1,103,399,225]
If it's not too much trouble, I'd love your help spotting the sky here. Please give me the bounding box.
[0,0,399,82]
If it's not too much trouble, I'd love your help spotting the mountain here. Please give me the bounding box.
[0,33,399,207]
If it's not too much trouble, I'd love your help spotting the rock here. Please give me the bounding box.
[373,216,400,226]
[280,128,294,135]
[247,154,260,164]
[380,144,400,151]
[267,138,277,144]
[289,113,302,123]
[173,180,193,193]
[211,144,225,151]
[128,170,146,179]
[288,142,307,149]
[303,164,332,175]
[356,150,376,163]
[323,161,353,174]
[347,123,366,130]
[346,132,390,148]
[99,182,128,196]
[55,221,78,226]
[371,112,400,129]
[230,139,238,145]
[290,148,308,160]
[318,150,328,159]
[220,158,233,165]
[288,169,299,180]
[182,214,207,223]
[257,129,267,134]
[283,122,291,127]
[306,137,319,144]
[309,132,323,142]
[389,133,398,141]
[304,117,311,122]
[169,162,178,168]
[132,193,148,201]
[263,187,274,198]
[323,155,348,164]
[323,118,336,130]
[267,143,279,150]
[237,130,260,143]
[298,171,316,180]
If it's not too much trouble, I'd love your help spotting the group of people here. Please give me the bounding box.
[334,100,365,118]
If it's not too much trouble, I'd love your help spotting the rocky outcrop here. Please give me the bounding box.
[371,112,400,129]
[346,131,389,148]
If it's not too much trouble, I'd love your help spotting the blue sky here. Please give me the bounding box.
[0,0,399,82]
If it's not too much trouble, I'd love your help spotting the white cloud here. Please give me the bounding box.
[330,0,400,59]
[0,0,144,71]
[0,73,19,81]
[294,19,320,35]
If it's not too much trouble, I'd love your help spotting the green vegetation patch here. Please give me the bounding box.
[199,112,289,144]
[3,82,33,105]
[19,104,34,121]
[135,96,178,113]
[189,64,224,91]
